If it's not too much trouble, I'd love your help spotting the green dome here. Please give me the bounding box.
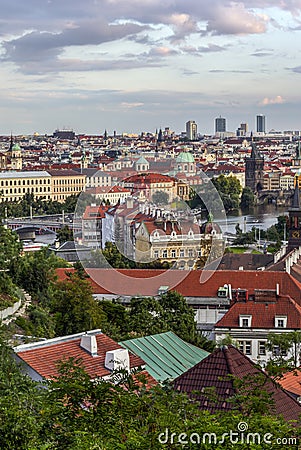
[12,143,21,151]
[176,152,195,164]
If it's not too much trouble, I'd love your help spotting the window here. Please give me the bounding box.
[171,249,176,258]
[162,250,167,258]
[188,249,194,257]
[239,315,252,328]
[275,316,287,328]
[154,250,159,259]
[258,341,266,356]
[238,340,252,355]
[180,249,185,257]
[272,345,287,357]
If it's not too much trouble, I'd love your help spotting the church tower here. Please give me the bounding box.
[8,135,22,170]
[287,176,301,252]
[245,137,264,193]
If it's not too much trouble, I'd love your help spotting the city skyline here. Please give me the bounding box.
[1,1,301,135]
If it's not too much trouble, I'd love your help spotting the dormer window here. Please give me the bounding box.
[188,229,194,238]
[275,316,287,328]
[239,315,252,328]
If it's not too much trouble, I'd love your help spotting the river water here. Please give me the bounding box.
[218,205,288,236]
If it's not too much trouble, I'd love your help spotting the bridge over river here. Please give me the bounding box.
[256,189,294,206]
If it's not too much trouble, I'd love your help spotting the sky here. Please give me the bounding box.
[1,0,301,136]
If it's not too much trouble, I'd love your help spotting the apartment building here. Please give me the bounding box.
[0,171,51,202]
[47,169,86,202]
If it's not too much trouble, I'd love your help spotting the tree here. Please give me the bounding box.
[152,190,169,205]
[265,331,301,379]
[51,272,105,335]
[57,225,73,244]
[0,333,45,449]
[11,248,68,304]
[0,225,22,272]
[240,187,255,209]
[212,175,242,212]
[127,291,215,351]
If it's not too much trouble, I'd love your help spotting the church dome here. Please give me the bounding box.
[176,152,195,164]
[12,143,21,151]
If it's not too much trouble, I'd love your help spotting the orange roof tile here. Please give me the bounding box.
[55,269,301,303]
[15,332,144,380]
[215,295,301,329]
[278,370,301,396]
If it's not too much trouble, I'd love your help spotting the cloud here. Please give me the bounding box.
[205,4,269,35]
[259,95,285,105]
[290,65,301,73]
[251,51,274,57]
[209,69,252,73]
[197,43,228,52]
[0,0,299,78]
[121,102,144,108]
[2,20,147,62]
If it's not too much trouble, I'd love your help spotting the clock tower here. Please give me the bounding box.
[287,176,301,251]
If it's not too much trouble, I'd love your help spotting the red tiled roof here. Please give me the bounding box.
[15,332,144,380]
[215,295,301,329]
[125,173,175,184]
[82,205,109,220]
[174,346,301,422]
[278,370,301,396]
[55,269,301,302]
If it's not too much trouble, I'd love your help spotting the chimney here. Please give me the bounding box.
[80,333,98,357]
[105,348,130,372]
[55,240,60,249]
[228,284,232,300]
[276,283,279,296]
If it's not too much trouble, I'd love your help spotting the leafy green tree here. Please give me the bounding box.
[127,291,215,351]
[51,272,105,335]
[0,333,45,449]
[266,225,280,242]
[152,190,169,205]
[57,225,74,244]
[0,225,22,272]
[39,357,298,449]
[212,175,242,212]
[275,215,288,240]
[15,304,56,338]
[129,297,167,336]
[11,248,69,304]
[240,186,255,209]
[266,331,301,379]
[99,299,130,339]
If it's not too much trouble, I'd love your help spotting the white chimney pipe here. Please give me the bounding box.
[228,284,232,300]
[80,334,98,357]
[105,348,130,372]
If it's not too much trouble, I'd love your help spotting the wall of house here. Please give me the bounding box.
[0,299,22,320]
[215,330,296,367]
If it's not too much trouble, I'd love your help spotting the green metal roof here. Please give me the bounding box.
[120,331,209,382]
